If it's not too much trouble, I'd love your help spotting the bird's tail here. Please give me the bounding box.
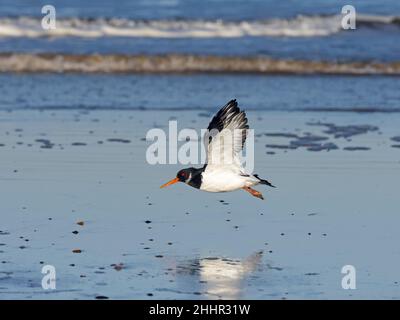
[254,174,276,188]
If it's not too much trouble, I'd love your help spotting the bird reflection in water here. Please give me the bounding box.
[174,250,263,299]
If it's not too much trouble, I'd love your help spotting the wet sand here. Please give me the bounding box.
[1,109,400,299]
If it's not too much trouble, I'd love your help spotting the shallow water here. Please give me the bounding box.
[1,74,400,112]
[0,106,399,299]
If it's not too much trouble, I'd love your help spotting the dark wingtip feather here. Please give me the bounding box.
[207,99,247,132]
[205,99,249,154]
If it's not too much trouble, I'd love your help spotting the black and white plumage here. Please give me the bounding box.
[160,99,275,200]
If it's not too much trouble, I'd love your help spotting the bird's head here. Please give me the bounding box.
[160,168,193,188]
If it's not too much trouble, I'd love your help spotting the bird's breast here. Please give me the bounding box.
[200,168,249,192]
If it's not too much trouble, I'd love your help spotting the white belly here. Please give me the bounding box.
[200,166,259,192]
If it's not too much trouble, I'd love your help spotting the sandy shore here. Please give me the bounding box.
[0,109,399,299]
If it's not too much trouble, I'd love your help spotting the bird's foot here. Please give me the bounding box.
[243,187,264,200]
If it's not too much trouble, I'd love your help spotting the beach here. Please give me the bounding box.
[1,73,399,298]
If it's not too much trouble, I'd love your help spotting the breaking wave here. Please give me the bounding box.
[1,53,399,75]
[0,14,398,38]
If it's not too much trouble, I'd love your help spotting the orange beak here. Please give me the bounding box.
[160,177,179,189]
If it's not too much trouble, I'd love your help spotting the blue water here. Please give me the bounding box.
[0,0,399,61]
[1,27,399,62]
[2,0,400,20]
[1,74,399,112]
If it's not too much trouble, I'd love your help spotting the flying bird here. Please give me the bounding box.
[160,99,275,200]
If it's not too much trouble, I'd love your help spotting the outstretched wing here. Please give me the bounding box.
[204,99,249,166]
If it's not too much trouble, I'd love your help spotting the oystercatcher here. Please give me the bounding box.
[160,99,275,200]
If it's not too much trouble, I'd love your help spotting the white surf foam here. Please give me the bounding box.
[1,14,395,39]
